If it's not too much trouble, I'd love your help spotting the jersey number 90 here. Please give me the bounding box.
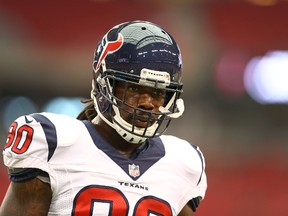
[72,185,173,216]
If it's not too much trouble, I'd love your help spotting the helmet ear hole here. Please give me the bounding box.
[95,87,109,113]
[94,75,111,113]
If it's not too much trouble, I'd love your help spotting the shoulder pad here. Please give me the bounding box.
[3,112,82,170]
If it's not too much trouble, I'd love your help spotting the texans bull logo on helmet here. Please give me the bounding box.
[94,33,124,72]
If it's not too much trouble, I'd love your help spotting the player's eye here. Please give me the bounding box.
[153,89,166,97]
[128,85,139,92]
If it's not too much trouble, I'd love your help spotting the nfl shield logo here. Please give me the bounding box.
[128,164,140,178]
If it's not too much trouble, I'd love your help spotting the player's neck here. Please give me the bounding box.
[91,116,143,157]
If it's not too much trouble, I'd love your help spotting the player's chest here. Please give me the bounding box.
[53,154,183,216]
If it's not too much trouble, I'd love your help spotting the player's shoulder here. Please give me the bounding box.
[27,112,79,124]
[16,112,81,130]
[30,112,83,143]
[9,112,84,150]
[3,112,85,166]
[3,112,86,180]
[159,134,205,172]
[159,134,199,153]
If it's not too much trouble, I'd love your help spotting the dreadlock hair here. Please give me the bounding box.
[77,99,97,121]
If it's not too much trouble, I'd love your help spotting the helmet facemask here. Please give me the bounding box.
[91,60,184,144]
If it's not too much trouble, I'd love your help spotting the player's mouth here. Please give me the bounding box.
[133,114,157,128]
[123,110,158,128]
[134,118,150,128]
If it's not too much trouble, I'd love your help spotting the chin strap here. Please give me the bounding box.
[113,114,157,144]
[91,88,155,144]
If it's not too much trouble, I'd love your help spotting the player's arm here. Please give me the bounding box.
[0,177,52,216]
[1,114,55,215]
[178,203,194,216]
[178,196,202,216]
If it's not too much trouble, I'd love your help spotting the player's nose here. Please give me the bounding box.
[137,93,154,110]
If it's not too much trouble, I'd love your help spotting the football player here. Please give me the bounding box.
[1,20,207,216]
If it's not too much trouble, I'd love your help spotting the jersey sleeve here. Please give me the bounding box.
[3,113,57,181]
[189,144,207,200]
[187,144,207,211]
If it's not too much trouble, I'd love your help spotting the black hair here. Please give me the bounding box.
[76,99,97,121]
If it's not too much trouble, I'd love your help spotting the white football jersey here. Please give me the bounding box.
[3,112,207,216]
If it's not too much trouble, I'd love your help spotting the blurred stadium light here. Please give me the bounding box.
[244,51,288,104]
[2,96,38,130]
[214,49,248,99]
[43,97,86,117]
[1,97,86,132]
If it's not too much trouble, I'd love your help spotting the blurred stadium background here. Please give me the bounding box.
[1,0,288,215]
